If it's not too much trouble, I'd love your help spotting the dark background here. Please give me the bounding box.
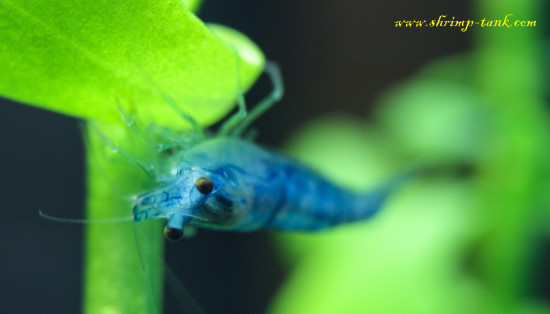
[1,1,491,313]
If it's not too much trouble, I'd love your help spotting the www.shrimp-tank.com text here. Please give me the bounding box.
[394,14,536,32]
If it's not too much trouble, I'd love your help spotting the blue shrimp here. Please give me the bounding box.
[130,62,414,241]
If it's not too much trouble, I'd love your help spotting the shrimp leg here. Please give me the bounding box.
[218,61,284,137]
[217,55,249,137]
[160,92,205,139]
[89,122,156,178]
[118,101,205,154]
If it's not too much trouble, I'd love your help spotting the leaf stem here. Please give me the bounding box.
[83,122,164,314]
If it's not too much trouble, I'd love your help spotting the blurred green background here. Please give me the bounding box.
[1,0,548,313]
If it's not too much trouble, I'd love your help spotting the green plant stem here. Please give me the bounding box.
[83,122,164,314]
[475,0,546,305]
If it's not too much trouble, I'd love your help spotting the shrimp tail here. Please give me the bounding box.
[346,160,475,224]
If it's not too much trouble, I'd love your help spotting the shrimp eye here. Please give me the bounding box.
[195,177,214,195]
[164,226,183,241]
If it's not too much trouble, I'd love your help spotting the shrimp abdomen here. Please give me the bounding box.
[263,160,389,231]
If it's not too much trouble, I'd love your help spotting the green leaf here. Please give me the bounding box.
[271,117,483,314]
[0,0,264,127]
[182,0,203,13]
[375,79,488,162]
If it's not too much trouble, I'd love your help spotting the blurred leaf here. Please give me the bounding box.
[272,44,550,312]
[285,115,401,189]
[271,116,485,313]
[277,116,398,264]
[415,54,472,87]
[472,0,548,305]
[0,0,264,127]
[271,184,483,314]
[375,79,488,162]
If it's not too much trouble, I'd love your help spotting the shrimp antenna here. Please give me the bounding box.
[132,223,205,313]
[39,209,134,224]
[131,223,159,313]
[165,263,206,313]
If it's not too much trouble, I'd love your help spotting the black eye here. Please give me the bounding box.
[195,177,214,195]
[164,226,183,241]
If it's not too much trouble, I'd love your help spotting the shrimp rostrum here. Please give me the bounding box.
[130,62,405,241]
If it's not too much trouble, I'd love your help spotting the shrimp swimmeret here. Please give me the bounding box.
[115,61,417,241]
